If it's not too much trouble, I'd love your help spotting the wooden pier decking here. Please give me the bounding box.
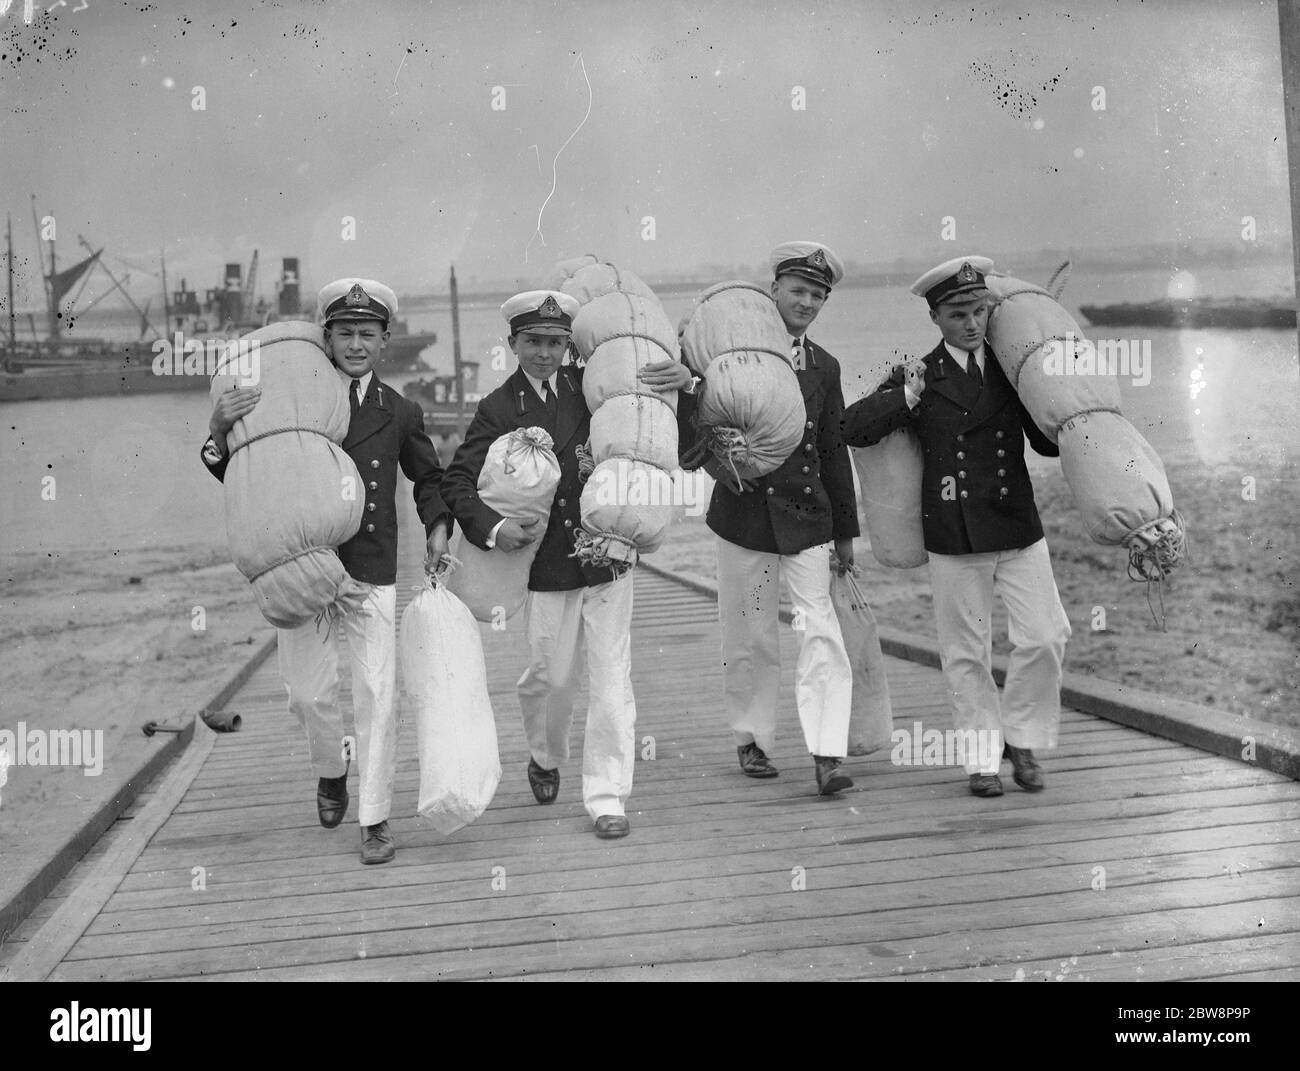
[3,546,1298,982]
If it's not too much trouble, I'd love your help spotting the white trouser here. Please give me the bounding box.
[277,582,398,827]
[517,573,637,820]
[927,538,1071,774]
[716,537,852,758]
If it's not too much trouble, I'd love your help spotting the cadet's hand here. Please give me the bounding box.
[495,518,538,551]
[424,525,450,574]
[209,385,262,440]
[903,359,926,397]
[638,360,693,393]
[834,537,856,576]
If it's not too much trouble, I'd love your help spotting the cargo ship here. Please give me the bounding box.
[2,211,438,402]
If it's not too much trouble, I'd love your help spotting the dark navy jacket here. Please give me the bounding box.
[202,374,450,586]
[841,340,1058,556]
[442,365,615,592]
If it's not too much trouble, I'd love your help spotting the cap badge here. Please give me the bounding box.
[344,283,370,308]
[957,262,977,284]
[538,295,563,318]
[809,248,828,271]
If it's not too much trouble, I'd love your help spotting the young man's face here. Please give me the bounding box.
[510,329,569,382]
[930,298,989,353]
[771,275,829,336]
[325,318,389,378]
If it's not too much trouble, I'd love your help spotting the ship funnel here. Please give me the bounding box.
[279,257,300,316]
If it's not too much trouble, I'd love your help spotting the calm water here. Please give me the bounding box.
[2,265,1296,556]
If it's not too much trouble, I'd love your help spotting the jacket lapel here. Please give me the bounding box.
[925,342,982,413]
[798,339,822,401]
[343,375,395,449]
[507,367,548,430]
[551,367,586,453]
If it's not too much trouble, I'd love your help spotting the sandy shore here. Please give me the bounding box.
[0,544,274,923]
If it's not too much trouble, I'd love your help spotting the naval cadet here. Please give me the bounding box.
[202,278,451,862]
[441,290,691,839]
[841,257,1071,797]
[678,242,860,795]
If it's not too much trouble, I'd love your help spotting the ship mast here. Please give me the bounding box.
[160,248,171,334]
[450,263,466,437]
[6,214,16,353]
[30,194,56,342]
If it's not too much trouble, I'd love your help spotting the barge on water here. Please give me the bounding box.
[1079,298,1297,329]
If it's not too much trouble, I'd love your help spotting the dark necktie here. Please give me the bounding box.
[542,378,557,418]
[966,351,983,389]
[350,377,362,417]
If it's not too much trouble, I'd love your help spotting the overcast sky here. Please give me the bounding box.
[1,0,1293,300]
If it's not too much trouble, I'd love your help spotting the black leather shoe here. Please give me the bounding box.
[594,815,630,839]
[814,755,853,795]
[737,742,779,778]
[527,757,560,804]
[316,763,350,828]
[969,773,1004,797]
[361,820,395,865]
[1004,743,1045,792]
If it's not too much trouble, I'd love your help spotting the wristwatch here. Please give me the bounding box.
[201,436,226,465]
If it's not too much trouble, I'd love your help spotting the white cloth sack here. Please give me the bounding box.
[447,427,560,622]
[400,576,501,834]
[558,257,682,568]
[852,427,927,568]
[830,566,894,755]
[985,274,1182,563]
[678,281,804,481]
[551,254,658,303]
[210,320,363,628]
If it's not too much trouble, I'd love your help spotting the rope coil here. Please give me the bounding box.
[570,528,637,577]
[1124,509,1188,631]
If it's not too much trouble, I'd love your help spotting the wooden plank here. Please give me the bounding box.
[50,880,1300,982]
[17,513,1300,982]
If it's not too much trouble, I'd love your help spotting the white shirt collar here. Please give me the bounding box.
[522,369,556,401]
[347,370,374,403]
[943,340,985,370]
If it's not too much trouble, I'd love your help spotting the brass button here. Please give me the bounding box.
[959,489,969,499]
[803,444,813,453]
[956,434,965,443]
[995,431,1004,440]
[557,498,566,508]
[370,460,380,469]
[803,486,812,494]
[805,420,814,430]
[563,519,573,528]
[1000,487,1009,496]
[368,481,378,491]
[365,523,376,533]
[767,487,775,496]
[367,502,377,512]
[956,451,965,460]
[958,470,966,479]
[996,449,1006,458]
[801,466,810,474]
[997,468,1006,477]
